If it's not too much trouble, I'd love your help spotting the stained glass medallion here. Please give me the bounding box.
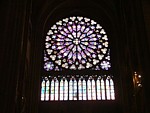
[44,16,110,70]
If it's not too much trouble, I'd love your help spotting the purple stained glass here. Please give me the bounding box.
[100,61,111,70]
[45,16,110,70]
[44,61,54,71]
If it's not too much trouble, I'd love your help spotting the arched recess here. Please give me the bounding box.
[31,0,122,113]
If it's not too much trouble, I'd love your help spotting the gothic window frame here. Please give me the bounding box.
[41,16,115,101]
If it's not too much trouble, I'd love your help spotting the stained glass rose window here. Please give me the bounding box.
[44,16,110,70]
[41,16,115,101]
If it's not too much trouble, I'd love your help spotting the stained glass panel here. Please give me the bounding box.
[101,79,105,100]
[50,79,54,100]
[78,79,82,100]
[60,79,64,100]
[64,79,68,100]
[97,78,101,100]
[69,80,73,100]
[87,78,92,100]
[92,79,96,100]
[110,79,115,100]
[55,80,59,100]
[45,81,50,100]
[41,80,45,101]
[83,79,87,100]
[106,78,111,100]
[74,80,77,100]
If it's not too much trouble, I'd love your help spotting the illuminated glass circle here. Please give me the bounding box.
[45,16,109,70]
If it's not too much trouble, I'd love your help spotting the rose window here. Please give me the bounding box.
[45,16,109,70]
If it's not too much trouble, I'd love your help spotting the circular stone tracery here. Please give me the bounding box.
[45,16,109,70]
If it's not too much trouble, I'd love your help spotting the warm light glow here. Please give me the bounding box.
[133,72,142,89]
[138,75,141,78]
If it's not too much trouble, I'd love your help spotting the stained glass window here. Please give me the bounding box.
[69,79,73,100]
[73,80,77,100]
[78,78,82,100]
[101,79,106,100]
[92,79,96,100]
[45,80,50,100]
[44,16,110,71]
[41,16,115,101]
[50,79,55,100]
[97,77,101,100]
[64,79,68,100]
[41,75,115,101]
[41,80,45,101]
[55,79,59,100]
[106,78,111,100]
[87,77,92,100]
[60,78,64,100]
[110,79,115,100]
[83,79,87,100]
